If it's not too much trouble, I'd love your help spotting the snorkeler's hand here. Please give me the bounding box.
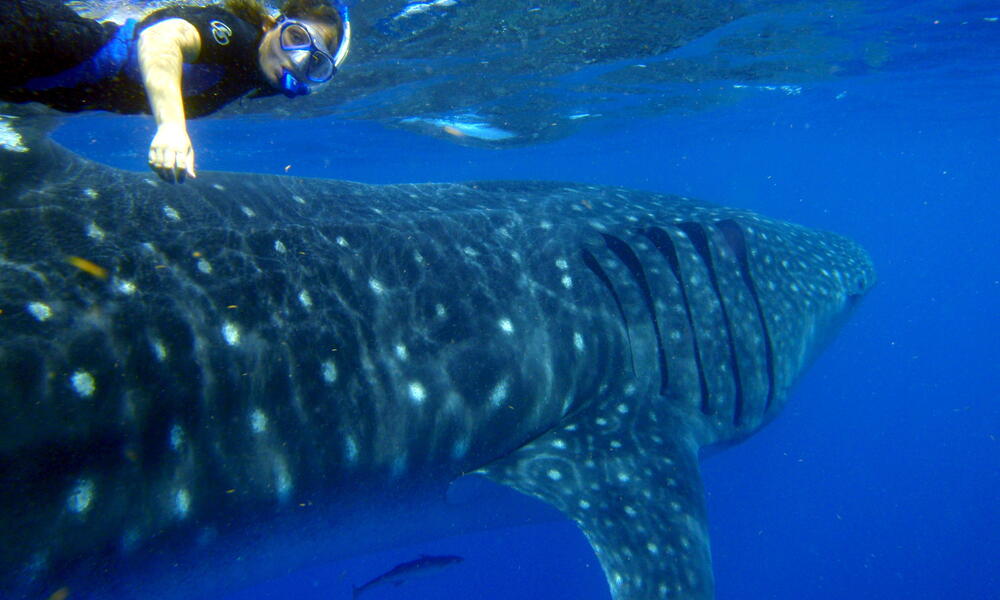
[149,123,197,183]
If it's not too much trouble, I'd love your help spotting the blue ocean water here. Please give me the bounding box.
[48,1,998,599]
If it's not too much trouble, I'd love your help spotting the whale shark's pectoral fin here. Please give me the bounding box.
[479,413,713,600]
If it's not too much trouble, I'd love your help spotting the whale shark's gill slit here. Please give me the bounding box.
[580,248,636,376]
[642,226,710,415]
[716,219,775,415]
[599,233,669,395]
[676,222,745,425]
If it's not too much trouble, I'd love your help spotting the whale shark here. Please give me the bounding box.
[0,112,874,599]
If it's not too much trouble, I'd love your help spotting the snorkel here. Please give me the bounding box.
[277,2,352,98]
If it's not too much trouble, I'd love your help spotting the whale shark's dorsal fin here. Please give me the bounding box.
[480,402,713,599]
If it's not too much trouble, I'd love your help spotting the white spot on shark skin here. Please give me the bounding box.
[647,542,660,555]
[555,258,569,270]
[71,371,96,398]
[546,469,563,481]
[67,479,95,514]
[222,322,240,346]
[408,381,427,404]
[617,403,629,414]
[624,505,638,517]
[174,488,191,518]
[86,222,105,240]
[551,439,567,449]
[293,195,306,205]
[240,205,254,217]
[336,236,349,247]
[578,499,591,510]
[298,290,312,308]
[321,360,337,383]
[451,438,470,460]
[498,318,514,334]
[345,436,359,464]
[274,461,292,501]
[273,240,287,254]
[462,246,479,258]
[169,424,184,450]
[250,409,268,433]
[369,278,385,294]
[27,302,52,322]
[152,339,168,362]
[435,303,447,318]
[390,455,407,479]
[489,379,509,407]
[394,344,409,361]
[197,258,212,274]
[539,220,553,230]
[573,332,585,352]
[561,275,573,289]
[162,206,181,221]
[115,280,137,295]
[617,472,631,483]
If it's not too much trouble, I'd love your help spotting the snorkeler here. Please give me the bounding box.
[0,0,351,182]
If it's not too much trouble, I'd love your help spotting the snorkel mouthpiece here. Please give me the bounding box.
[280,69,310,98]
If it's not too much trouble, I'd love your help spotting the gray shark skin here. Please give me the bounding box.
[0,114,874,600]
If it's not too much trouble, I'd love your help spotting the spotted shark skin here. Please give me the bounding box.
[0,114,874,599]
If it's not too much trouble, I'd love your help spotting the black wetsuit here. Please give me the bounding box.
[0,0,272,118]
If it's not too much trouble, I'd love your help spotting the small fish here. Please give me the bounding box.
[352,554,463,599]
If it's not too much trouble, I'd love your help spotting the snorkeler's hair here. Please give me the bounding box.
[223,0,274,29]
[280,0,344,45]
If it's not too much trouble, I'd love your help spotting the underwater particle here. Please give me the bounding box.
[27,301,52,322]
[71,370,96,398]
[443,125,465,138]
[67,256,108,280]
[222,322,240,346]
[213,184,226,192]
[67,479,95,514]
[321,360,337,383]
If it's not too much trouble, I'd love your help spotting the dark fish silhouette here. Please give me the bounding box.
[353,554,464,598]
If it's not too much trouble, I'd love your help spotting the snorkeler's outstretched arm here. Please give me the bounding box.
[138,18,201,183]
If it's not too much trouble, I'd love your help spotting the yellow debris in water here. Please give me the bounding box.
[443,126,465,138]
[67,256,108,280]
[47,587,70,600]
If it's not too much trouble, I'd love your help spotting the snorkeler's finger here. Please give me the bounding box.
[186,148,197,180]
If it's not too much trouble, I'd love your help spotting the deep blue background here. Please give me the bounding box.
[53,17,999,600]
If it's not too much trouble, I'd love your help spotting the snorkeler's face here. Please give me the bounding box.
[258,19,339,90]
